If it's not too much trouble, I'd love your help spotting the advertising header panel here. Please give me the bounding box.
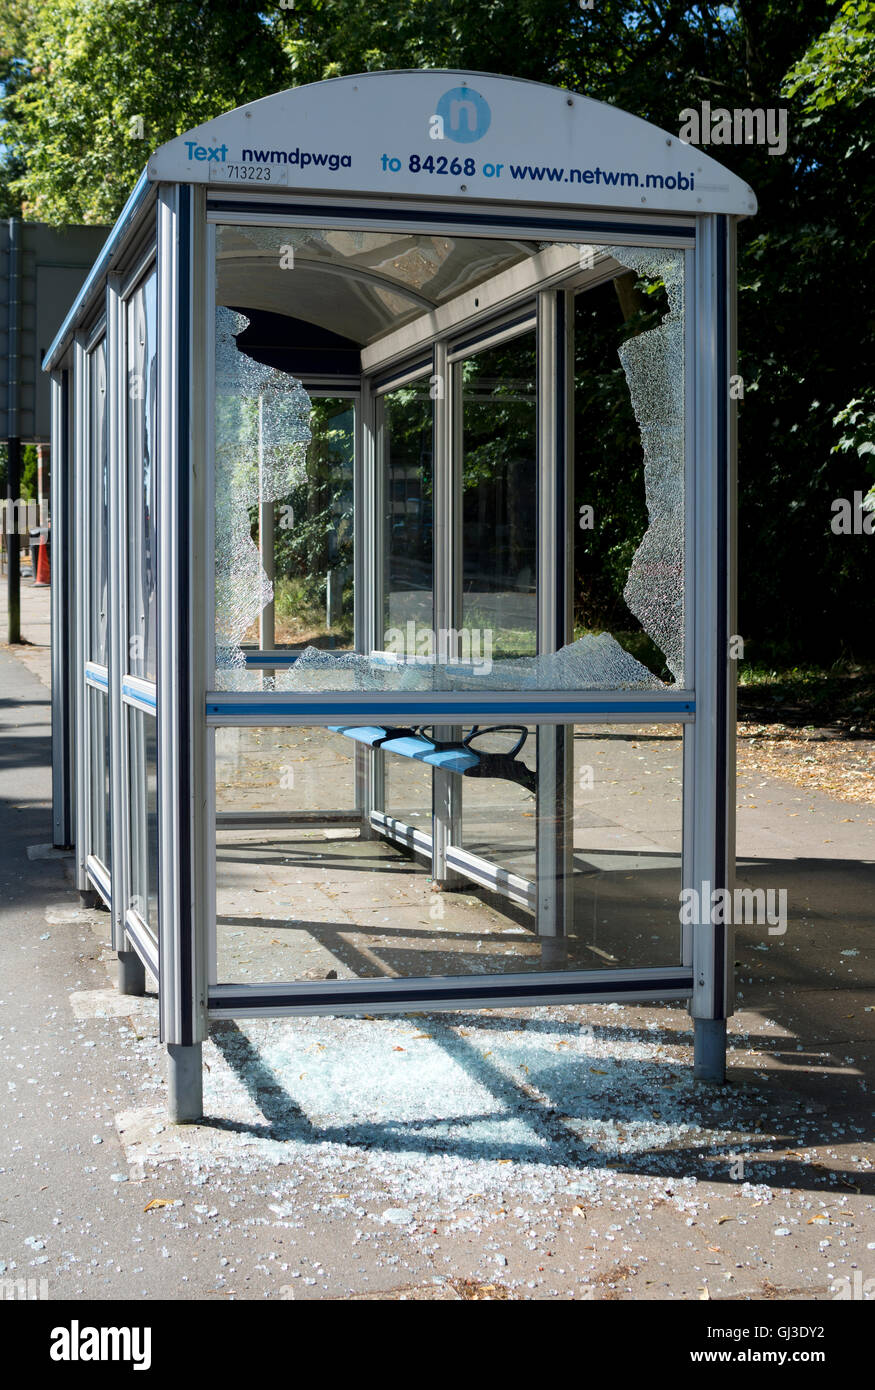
[148,70,756,217]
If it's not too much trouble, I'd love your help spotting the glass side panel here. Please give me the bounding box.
[128,708,158,933]
[460,331,537,659]
[126,270,158,683]
[87,687,111,873]
[214,722,683,985]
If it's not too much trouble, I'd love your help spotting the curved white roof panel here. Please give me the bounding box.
[149,70,756,217]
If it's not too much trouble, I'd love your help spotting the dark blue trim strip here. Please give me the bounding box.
[448,309,536,358]
[209,973,694,1012]
[206,199,695,243]
[207,697,695,718]
[243,651,301,667]
[554,292,568,652]
[373,357,432,392]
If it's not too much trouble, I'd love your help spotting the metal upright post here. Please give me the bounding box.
[535,290,574,963]
[432,341,463,887]
[6,217,21,644]
[689,214,736,1083]
[50,372,74,848]
[356,377,378,836]
[157,184,208,1122]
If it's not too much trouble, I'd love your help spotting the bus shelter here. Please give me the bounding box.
[44,71,756,1120]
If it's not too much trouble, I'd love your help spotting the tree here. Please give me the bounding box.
[2,1,871,660]
[0,0,290,221]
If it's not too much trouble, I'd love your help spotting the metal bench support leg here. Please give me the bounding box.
[433,741,464,887]
[536,725,572,965]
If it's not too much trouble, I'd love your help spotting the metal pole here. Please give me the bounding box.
[535,290,573,962]
[432,342,463,886]
[6,217,21,643]
[6,437,21,642]
[50,373,74,847]
[688,214,735,1085]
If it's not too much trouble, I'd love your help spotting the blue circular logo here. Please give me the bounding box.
[435,86,491,144]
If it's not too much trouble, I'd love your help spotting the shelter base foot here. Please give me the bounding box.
[539,936,568,967]
[693,1017,727,1083]
[167,1043,203,1123]
[117,949,146,997]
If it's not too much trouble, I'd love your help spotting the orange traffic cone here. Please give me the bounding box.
[34,531,50,587]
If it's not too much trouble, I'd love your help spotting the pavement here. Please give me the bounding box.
[0,580,872,1301]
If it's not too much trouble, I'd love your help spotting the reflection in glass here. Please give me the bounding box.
[267,398,354,653]
[126,272,158,681]
[460,332,537,658]
[88,688,111,872]
[381,381,433,644]
[128,710,158,933]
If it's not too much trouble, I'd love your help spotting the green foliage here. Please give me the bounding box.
[1,0,289,221]
[1,1,872,660]
[272,398,354,639]
[784,0,875,116]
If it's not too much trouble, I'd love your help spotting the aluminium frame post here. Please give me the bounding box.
[535,290,574,961]
[432,340,463,887]
[356,374,379,836]
[108,279,145,990]
[689,214,736,1082]
[50,370,74,848]
[157,183,208,1122]
[72,335,93,900]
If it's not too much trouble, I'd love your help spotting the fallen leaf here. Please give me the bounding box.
[716,1216,733,1225]
[143,1199,175,1212]
[698,1286,711,1300]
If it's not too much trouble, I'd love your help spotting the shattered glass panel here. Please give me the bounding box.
[261,634,662,692]
[606,246,685,684]
[215,308,312,688]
